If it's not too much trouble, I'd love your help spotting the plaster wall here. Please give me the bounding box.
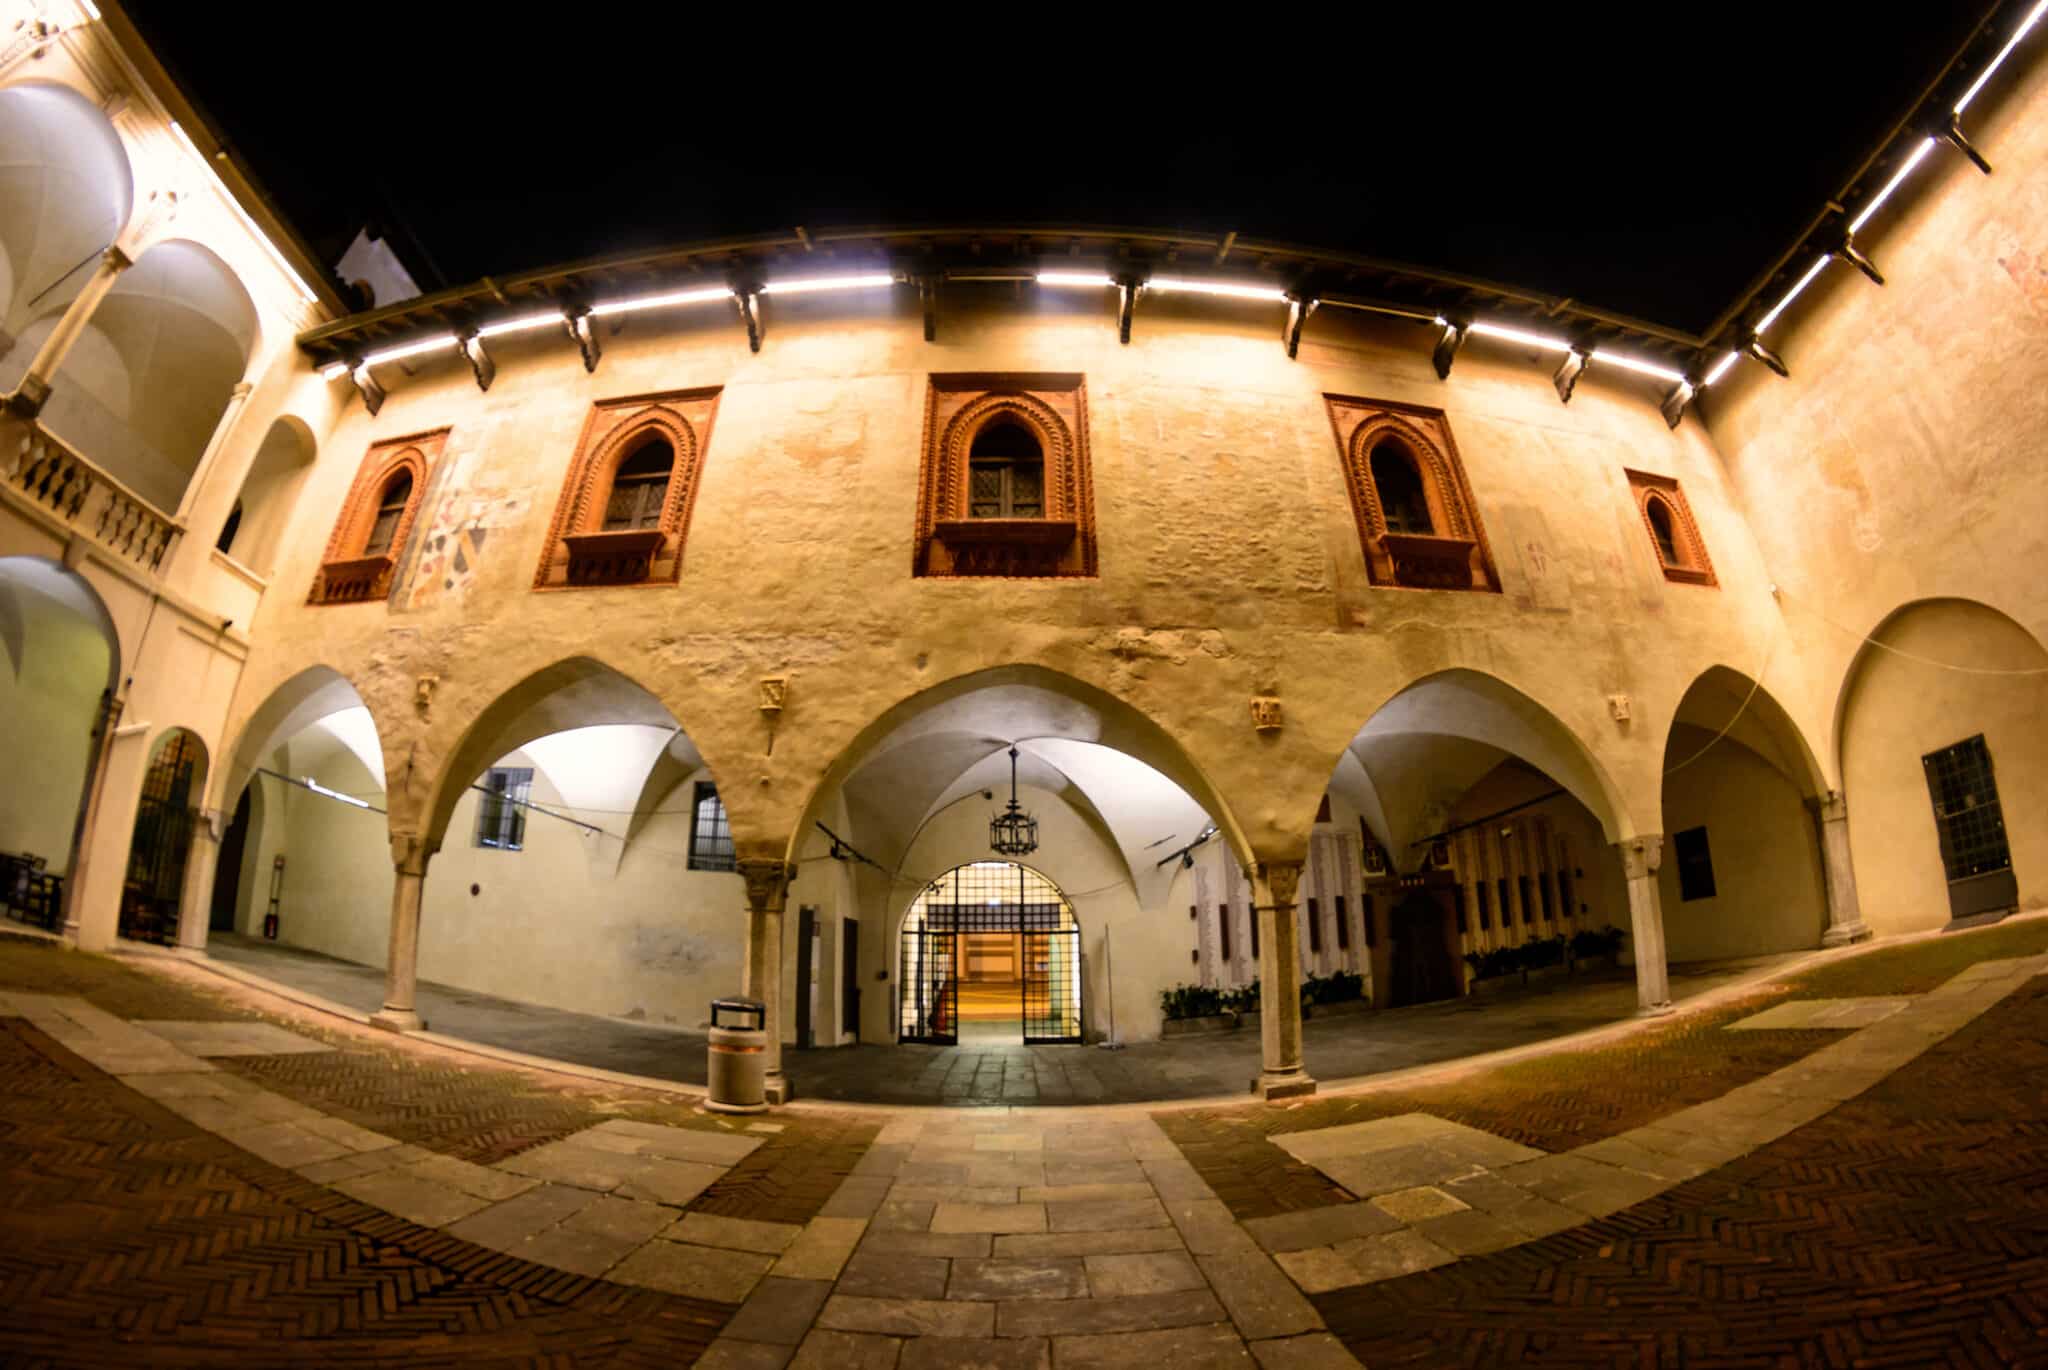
[1836,600,2048,934]
[1446,765,1627,952]
[1657,725,1828,962]
[0,578,108,870]
[1703,50,2048,797]
[220,286,1802,895]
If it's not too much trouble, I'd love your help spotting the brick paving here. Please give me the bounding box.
[0,1017,730,1368]
[1311,972,2048,1368]
[1154,917,2048,1223]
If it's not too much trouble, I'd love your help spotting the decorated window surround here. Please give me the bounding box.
[1624,467,1718,587]
[914,373,1098,579]
[308,428,448,606]
[534,387,721,591]
[1325,395,1500,593]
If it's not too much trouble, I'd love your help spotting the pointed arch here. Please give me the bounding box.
[535,389,719,589]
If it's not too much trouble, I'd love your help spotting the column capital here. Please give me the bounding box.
[1251,859,1303,908]
[101,244,133,273]
[389,832,438,876]
[1616,833,1664,881]
[229,380,255,400]
[737,858,797,913]
[1816,789,1848,824]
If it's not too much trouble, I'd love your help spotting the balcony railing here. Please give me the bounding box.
[4,422,184,575]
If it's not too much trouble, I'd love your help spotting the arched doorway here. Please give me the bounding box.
[118,728,207,945]
[899,861,1081,1046]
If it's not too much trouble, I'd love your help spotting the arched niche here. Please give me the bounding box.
[217,414,317,576]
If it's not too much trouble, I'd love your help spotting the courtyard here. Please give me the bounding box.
[1,914,2043,1366]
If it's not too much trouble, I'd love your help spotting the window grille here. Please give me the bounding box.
[1370,443,1433,534]
[1496,877,1511,926]
[1218,903,1231,962]
[1307,896,1322,953]
[1249,898,1260,961]
[1922,736,2012,882]
[690,782,736,871]
[1334,893,1350,950]
[1519,874,1535,923]
[475,767,532,850]
[1674,826,1716,901]
[967,421,1044,518]
[1647,497,1682,565]
[1476,881,1491,930]
[603,439,674,531]
[365,473,411,555]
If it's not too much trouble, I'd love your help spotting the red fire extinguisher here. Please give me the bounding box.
[262,854,284,939]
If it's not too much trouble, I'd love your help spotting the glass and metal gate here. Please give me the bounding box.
[899,862,1083,1045]
[118,731,202,945]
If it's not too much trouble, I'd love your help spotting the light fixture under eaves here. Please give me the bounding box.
[1701,351,1741,387]
[758,273,896,295]
[1588,349,1688,384]
[1145,276,1289,302]
[1467,321,1574,352]
[1755,255,1830,334]
[588,285,736,317]
[1037,271,1116,288]
[1848,136,1937,234]
[1955,0,2048,115]
[478,311,567,338]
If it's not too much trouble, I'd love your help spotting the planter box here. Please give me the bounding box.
[1160,1012,1240,1038]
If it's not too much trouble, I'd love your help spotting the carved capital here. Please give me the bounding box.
[4,373,51,418]
[414,673,439,716]
[1817,789,1848,824]
[737,859,797,913]
[100,244,133,274]
[1250,696,1282,732]
[758,675,788,715]
[1617,834,1664,881]
[1253,860,1303,909]
[390,832,439,877]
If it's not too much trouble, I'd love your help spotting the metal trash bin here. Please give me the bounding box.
[706,997,768,1114]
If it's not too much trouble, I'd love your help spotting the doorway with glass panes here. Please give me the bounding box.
[899,862,1082,1046]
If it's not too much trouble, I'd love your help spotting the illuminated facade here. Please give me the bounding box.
[3,0,2044,1103]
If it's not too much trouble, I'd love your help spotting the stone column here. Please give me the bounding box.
[174,807,223,951]
[738,858,796,1105]
[58,688,122,943]
[1813,791,1872,947]
[1252,859,1316,1100]
[3,247,132,419]
[371,835,436,1032]
[1617,834,1672,1016]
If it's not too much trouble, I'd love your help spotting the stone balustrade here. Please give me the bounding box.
[4,420,184,575]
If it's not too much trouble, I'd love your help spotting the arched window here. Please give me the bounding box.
[1646,496,1681,566]
[602,439,673,531]
[968,421,1043,519]
[1370,443,1433,535]
[363,472,412,556]
[215,501,243,555]
[1625,468,1717,587]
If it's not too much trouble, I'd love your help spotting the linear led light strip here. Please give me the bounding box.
[167,122,318,307]
[322,275,895,379]
[1464,321,1690,385]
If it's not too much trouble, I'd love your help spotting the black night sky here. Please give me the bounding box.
[129,3,1995,334]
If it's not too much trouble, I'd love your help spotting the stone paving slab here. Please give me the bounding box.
[128,1019,335,1055]
[1050,1322,1253,1369]
[994,1288,1228,1337]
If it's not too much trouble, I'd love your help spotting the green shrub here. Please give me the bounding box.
[1302,970,1366,1005]
[1569,925,1627,960]
[1159,983,1226,1021]
[1523,934,1569,970]
[1462,945,1524,980]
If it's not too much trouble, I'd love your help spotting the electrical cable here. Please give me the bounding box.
[1776,589,2048,676]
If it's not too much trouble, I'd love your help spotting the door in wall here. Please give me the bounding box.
[1923,735,2018,923]
[1388,891,1459,1007]
[841,917,860,1041]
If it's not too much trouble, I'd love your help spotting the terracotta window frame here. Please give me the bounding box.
[914,373,1097,579]
[310,428,447,606]
[1325,395,1500,593]
[534,387,720,591]
[1624,468,1717,587]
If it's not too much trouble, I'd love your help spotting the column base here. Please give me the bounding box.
[1636,1000,1674,1018]
[4,375,50,419]
[1252,1068,1318,1101]
[1822,921,1873,947]
[763,1074,793,1106]
[370,1008,426,1033]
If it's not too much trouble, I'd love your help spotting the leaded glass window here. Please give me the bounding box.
[968,421,1044,518]
[690,781,735,871]
[475,767,533,850]
[603,439,673,532]
[365,472,412,555]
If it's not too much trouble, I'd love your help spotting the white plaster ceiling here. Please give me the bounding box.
[307,707,386,788]
[225,666,371,805]
[0,556,116,686]
[1668,667,1818,794]
[0,82,132,333]
[513,724,678,818]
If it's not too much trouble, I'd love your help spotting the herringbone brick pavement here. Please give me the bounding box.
[1156,919,2048,1223]
[0,1018,732,1368]
[0,942,883,1226]
[1312,975,2048,1368]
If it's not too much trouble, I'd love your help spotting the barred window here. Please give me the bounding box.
[1371,443,1432,534]
[1922,735,2012,882]
[1218,904,1231,962]
[602,439,673,532]
[475,767,533,850]
[1307,897,1323,954]
[968,421,1043,518]
[689,781,736,872]
[364,472,412,555]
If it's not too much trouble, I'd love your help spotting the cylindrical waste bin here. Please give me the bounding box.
[706,997,768,1114]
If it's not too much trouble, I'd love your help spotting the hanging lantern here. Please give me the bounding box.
[988,745,1040,857]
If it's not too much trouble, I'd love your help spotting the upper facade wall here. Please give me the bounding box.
[1705,48,2048,761]
[231,292,1801,855]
